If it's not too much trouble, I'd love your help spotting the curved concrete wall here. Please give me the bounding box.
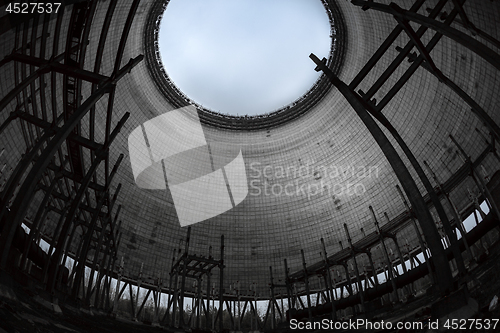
[0,0,499,296]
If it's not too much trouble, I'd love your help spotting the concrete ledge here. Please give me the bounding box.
[33,295,62,314]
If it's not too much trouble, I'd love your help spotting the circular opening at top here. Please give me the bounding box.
[158,0,332,116]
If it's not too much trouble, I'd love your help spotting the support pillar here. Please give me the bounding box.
[196,277,202,329]
[219,235,224,333]
[371,207,399,303]
[351,1,500,71]
[83,185,122,304]
[179,227,191,327]
[450,134,500,222]
[269,267,276,329]
[321,238,337,320]
[366,251,378,286]
[284,258,293,311]
[424,160,475,264]
[206,246,212,330]
[0,55,142,271]
[300,249,313,320]
[71,156,124,298]
[343,224,365,313]
[133,264,143,321]
[112,257,124,314]
[396,185,436,285]
[310,53,453,295]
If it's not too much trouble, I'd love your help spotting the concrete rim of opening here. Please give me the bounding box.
[144,0,347,131]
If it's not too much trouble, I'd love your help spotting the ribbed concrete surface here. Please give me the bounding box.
[0,0,499,296]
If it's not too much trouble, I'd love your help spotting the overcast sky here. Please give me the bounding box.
[159,0,331,116]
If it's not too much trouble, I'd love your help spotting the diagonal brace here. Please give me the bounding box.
[351,0,500,71]
[390,4,445,81]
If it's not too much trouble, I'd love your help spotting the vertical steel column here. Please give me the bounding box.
[342,263,353,297]
[357,55,467,276]
[162,248,177,325]
[49,123,127,294]
[310,53,453,295]
[366,251,378,286]
[0,59,62,112]
[229,292,234,330]
[133,264,143,321]
[396,185,436,284]
[470,191,487,220]
[385,213,412,295]
[0,54,141,270]
[322,275,330,304]
[19,167,65,270]
[331,268,338,301]
[112,257,124,314]
[40,204,71,286]
[423,160,475,264]
[236,281,241,330]
[179,227,191,327]
[94,260,107,309]
[321,238,336,320]
[269,267,276,329]
[219,235,224,333]
[449,0,500,49]
[85,190,121,305]
[475,130,500,164]
[64,218,87,287]
[371,207,398,302]
[206,246,212,330]
[324,5,469,274]
[450,135,500,221]
[284,259,293,311]
[350,1,500,71]
[171,259,179,327]
[0,74,133,274]
[128,284,135,319]
[94,250,109,309]
[254,284,258,330]
[0,122,60,221]
[363,2,495,275]
[196,277,202,328]
[153,275,162,325]
[343,224,365,312]
[100,218,121,310]
[212,283,215,331]
[300,249,313,320]
[72,157,124,298]
[279,293,284,322]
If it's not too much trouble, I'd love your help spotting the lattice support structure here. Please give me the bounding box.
[0,0,143,308]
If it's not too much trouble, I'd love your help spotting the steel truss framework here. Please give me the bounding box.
[0,0,499,331]
[298,0,500,320]
[144,0,348,131]
[0,0,142,305]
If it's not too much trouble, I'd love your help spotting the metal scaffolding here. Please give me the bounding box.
[0,0,499,331]
[0,0,142,307]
